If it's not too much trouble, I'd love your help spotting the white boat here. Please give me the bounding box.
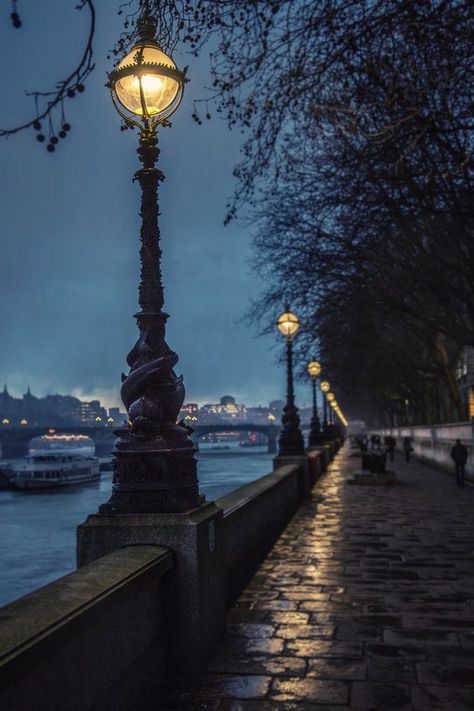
[9,434,100,490]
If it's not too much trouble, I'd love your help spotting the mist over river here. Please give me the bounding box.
[0,443,273,606]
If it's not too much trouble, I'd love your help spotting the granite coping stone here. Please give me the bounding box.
[0,545,172,663]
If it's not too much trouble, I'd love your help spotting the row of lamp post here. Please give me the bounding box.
[276,306,348,457]
[92,12,347,515]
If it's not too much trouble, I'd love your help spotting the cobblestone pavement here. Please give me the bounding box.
[168,445,474,710]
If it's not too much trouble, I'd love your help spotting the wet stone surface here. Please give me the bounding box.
[168,445,474,709]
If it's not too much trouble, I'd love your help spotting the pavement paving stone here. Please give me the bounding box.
[176,445,474,709]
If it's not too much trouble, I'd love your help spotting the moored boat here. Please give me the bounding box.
[9,434,100,490]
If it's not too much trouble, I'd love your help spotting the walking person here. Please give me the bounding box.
[451,438,468,487]
[402,436,413,462]
[385,435,396,462]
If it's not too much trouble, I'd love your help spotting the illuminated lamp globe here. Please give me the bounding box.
[326,392,335,403]
[108,15,185,125]
[330,400,338,409]
[320,380,330,393]
[307,360,322,378]
[276,305,300,340]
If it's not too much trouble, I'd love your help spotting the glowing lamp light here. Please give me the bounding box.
[107,417,114,423]
[95,416,102,422]
[108,15,185,126]
[276,305,300,340]
[320,380,330,393]
[2,418,10,425]
[307,360,322,379]
[20,419,28,425]
[327,392,335,403]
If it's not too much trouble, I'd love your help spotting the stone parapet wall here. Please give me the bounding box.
[0,546,173,711]
[377,422,474,480]
[217,463,305,604]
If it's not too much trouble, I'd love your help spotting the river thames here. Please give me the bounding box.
[0,444,273,607]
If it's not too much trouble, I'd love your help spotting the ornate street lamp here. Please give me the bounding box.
[276,305,305,456]
[320,380,330,432]
[100,13,200,514]
[307,359,322,446]
[326,392,335,424]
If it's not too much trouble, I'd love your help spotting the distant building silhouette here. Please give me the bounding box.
[0,386,110,427]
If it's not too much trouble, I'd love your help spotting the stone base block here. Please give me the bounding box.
[76,502,225,679]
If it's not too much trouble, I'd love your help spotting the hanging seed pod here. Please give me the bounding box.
[36,134,45,143]
[33,120,41,131]
[46,144,55,153]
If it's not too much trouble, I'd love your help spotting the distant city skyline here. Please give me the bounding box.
[0,382,309,417]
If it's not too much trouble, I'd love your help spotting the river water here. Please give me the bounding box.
[0,444,273,607]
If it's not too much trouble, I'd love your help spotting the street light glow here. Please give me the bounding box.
[108,18,185,126]
[276,306,300,340]
[307,360,322,378]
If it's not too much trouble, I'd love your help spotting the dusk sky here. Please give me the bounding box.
[0,2,310,410]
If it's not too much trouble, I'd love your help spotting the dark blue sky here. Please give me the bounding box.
[0,1,310,410]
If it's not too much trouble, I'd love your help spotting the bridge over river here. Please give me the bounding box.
[0,422,281,457]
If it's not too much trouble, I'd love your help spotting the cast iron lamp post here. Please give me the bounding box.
[100,13,201,514]
[327,392,335,425]
[320,380,330,433]
[276,306,305,456]
[307,359,322,446]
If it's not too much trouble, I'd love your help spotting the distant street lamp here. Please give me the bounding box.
[100,13,199,514]
[307,359,322,446]
[276,305,305,456]
[326,392,335,425]
[320,380,330,432]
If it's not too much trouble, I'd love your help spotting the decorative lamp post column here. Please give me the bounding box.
[320,380,330,433]
[327,392,335,425]
[276,305,305,456]
[307,359,322,446]
[100,13,201,514]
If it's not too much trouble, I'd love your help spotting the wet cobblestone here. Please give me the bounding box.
[169,445,474,709]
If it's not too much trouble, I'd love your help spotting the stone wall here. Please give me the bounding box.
[0,546,173,711]
[217,463,305,603]
[377,422,474,480]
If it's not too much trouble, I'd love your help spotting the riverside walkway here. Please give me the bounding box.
[169,444,474,710]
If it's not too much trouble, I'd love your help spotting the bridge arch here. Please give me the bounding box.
[190,423,280,454]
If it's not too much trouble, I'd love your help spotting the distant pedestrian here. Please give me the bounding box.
[402,436,413,462]
[370,434,381,451]
[451,439,468,487]
[385,435,396,462]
